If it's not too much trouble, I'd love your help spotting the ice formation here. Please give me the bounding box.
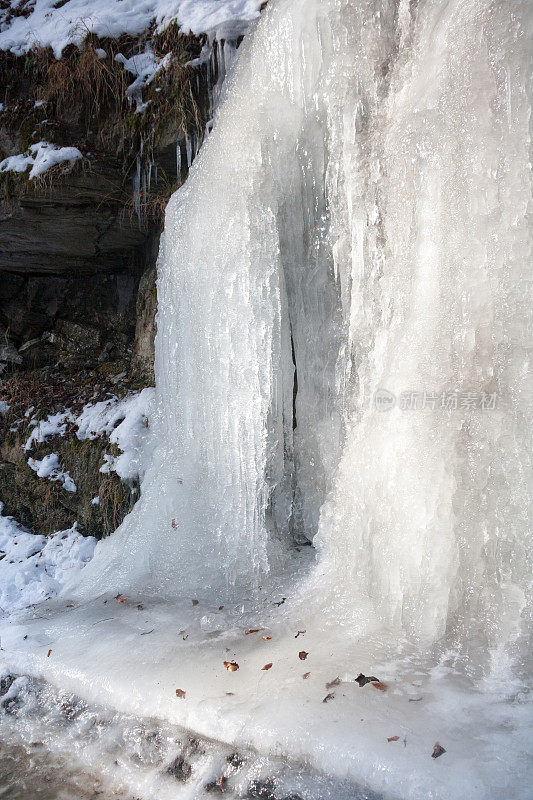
[2,0,531,797]
[76,0,531,631]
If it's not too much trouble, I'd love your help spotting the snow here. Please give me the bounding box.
[0,0,265,58]
[0,142,83,180]
[0,506,95,614]
[115,49,171,112]
[27,453,77,493]
[76,388,155,481]
[0,390,153,612]
[24,410,74,451]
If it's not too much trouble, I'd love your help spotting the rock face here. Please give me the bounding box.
[0,159,149,275]
[0,30,210,377]
[131,264,157,383]
[0,150,164,372]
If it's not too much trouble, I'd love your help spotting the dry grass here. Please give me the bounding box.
[43,38,129,136]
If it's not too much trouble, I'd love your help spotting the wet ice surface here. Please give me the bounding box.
[1,578,531,800]
[0,741,121,800]
[0,666,377,800]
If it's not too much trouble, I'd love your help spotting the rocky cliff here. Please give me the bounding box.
[0,0,261,536]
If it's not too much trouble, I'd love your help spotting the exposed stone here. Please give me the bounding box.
[0,340,22,364]
[130,264,157,383]
[167,756,192,782]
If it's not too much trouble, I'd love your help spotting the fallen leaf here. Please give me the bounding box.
[294,630,306,638]
[224,661,239,672]
[219,606,224,610]
[47,649,52,657]
[218,776,227,789]
[322,693,335,703]
[298,651,308,660]
[116,596,127,604]
[261,663,273,671]
[226,692,234,696]
[372,681,387,691]
[302,672,310,679]
[176,689,186,699]
[245,629,260,635]
[171,519,178,529]
[355,673,379,687]
[432,742,446,759]
[326,677,341,689]
[387,736,400,742]
[262,636,272,641]
[192,599,199,606]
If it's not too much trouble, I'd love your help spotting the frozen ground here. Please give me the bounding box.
[1,583,531,800]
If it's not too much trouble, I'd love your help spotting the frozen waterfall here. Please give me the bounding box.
[76,0,531,656]
[7,2,530,797]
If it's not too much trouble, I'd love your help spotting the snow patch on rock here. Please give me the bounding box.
[0,142,83,180]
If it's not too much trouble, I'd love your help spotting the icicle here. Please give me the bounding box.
[176,141,182,179]
[133,154,141,225]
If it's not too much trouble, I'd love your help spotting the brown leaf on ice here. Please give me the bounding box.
[326,677,341,689]
[302,672,310,679]
[245,629,260,635]
[115,595,127,603]
[371,681,387,691]
[219,606,224,610]
[355,673,379,687]
[261,663,273,671]
[387,736,400,742]
[322,693,335,703]
[47,649,52,657]
[298,651,308,660]
[179,629,186,635]
[262,636,272,641]
[171,519,178,529]
[176,689,186,699]
[432,742,446,759]
[224,661,239,672]
[192,599,199,606]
